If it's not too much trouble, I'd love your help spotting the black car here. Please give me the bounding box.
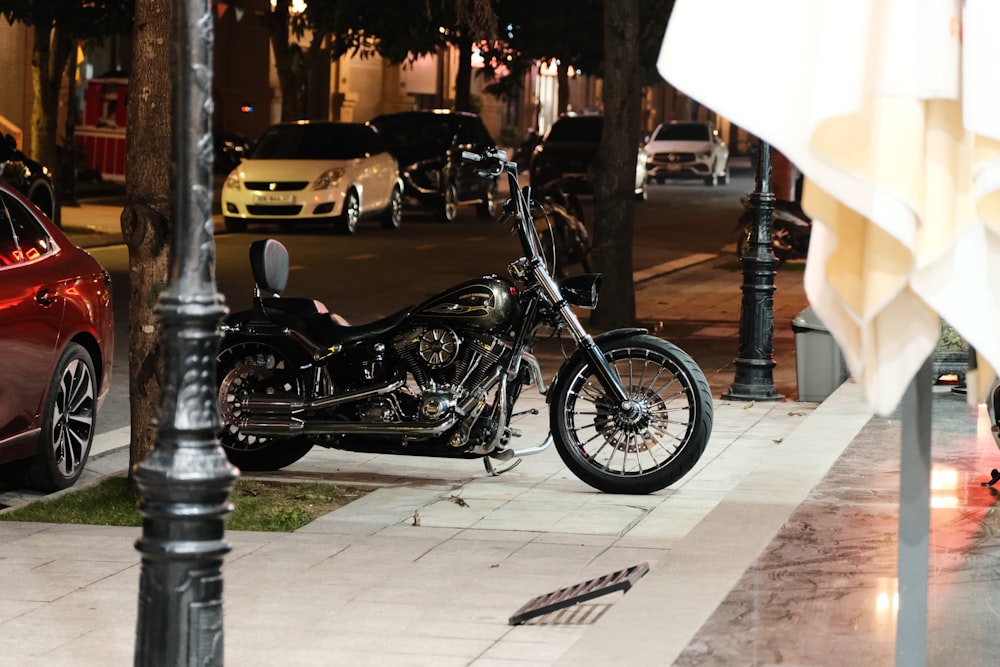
[1,133,56,221]
[369,110,498,221]
[529,115,648,200]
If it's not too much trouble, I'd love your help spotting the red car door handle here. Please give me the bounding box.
[35,288,58,306]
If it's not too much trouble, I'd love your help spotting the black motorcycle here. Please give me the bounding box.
[736,197,812,266]
[216,147,714,494]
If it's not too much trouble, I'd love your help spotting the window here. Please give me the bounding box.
[0,192,54,266]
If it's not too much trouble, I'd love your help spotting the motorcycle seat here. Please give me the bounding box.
[306,307,412,347]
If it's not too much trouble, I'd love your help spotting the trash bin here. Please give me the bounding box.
[792,306,849,401]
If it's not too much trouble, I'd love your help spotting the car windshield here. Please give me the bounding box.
[545,116,603,142]
[249,123,375,160]
[372,115,457,152]
[654,123,710,141]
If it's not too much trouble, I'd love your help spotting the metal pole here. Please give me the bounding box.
[133,1,236,664]
[896,357,932,667]
[723,140,784,401]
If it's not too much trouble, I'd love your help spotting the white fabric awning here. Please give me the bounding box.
[659,0,1000,415]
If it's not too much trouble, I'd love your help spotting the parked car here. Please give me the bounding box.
[528,114,647,200]
[645,120,730,186]
[0,180,113,492]
[1,133,56,221]
[369,110,498,221]
[221,121,404,234]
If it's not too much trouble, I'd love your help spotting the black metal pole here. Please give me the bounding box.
[723,140,784,401]
[133,1,236,665]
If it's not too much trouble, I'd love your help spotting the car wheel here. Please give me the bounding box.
[476,180,497,219]
[704,170,718,186]
[27,180,56,221]
[720,164,731,185]
[25,343,97,492]
[635,181,648,202]
[224,216,247,233]
[337,189,361,234]
[381,186,403,230]
[437,182,458,222]
[655,175,666,185]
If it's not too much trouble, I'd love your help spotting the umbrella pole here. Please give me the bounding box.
[896,356,932,666]
[723,139,784,401]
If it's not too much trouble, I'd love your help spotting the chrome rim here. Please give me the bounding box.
[346,193,360,231]
[444,184,458,221]
[218,344,300,452]
[390,188,402,227]
[50,358,95,479]
[562,347,695,477]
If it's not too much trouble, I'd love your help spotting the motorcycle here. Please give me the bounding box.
[736,197,812,266]
[216,147,714,494]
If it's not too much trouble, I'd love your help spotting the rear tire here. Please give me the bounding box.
[476,180,497,218]
[550,335,713,494]
[217,341,314,471]
[381,186,403,230]
[437,182,458,222]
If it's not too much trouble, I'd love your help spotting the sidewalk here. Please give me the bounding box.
[6,201,988,665]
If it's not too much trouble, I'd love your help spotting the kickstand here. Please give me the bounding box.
[484,457,522,476]
[981,469,1000,488]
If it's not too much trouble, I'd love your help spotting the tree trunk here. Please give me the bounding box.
[453,32,473,111]
[123,0,172,482]
[590,0,640,329]
[557,61,570,116]
[268,0,306,121]
[29,20,72,172]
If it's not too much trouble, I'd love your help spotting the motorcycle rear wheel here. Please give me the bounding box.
[550,335,713,494]
[217,341,314,471]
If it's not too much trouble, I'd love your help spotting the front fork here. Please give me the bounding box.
[529,261,631,405]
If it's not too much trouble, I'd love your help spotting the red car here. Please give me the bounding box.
[0,180,114,491]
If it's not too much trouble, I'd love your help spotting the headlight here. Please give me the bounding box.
[224,173,241,190]
[313,168,345,190]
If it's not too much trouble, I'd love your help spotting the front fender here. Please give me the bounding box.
[546,328,648,404]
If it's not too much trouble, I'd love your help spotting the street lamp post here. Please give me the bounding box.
[133,1,236,665]
[723,140,784,401]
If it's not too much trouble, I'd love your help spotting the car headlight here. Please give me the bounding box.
[224,173,241,190]
[313,168,345,190]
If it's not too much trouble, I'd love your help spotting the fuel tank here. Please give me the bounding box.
[412,276,519,332]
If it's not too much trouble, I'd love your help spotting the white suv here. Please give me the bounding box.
[645,121,730,186]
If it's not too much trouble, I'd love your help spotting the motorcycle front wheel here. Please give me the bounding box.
[217,340,314,471]
[550,335,713,494]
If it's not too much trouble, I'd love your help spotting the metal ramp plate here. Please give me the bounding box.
[508,562,649,625]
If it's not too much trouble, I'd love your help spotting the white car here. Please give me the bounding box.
[645,120,730,186]
[222,121,404,234]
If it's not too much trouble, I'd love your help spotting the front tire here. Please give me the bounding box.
[217,341,313,471]
[25,343,97,491]
[550,335,713,494]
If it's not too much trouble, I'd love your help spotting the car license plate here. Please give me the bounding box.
[253,192,295,204]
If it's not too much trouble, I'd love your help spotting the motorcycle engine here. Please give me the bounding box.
[394,325,507,400]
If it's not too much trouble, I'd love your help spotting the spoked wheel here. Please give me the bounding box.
[550,335,713,494]
[217,341,313,471]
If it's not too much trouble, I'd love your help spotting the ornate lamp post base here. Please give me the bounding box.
[723,140,784,402]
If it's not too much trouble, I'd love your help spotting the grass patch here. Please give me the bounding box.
[0,476,370,532]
